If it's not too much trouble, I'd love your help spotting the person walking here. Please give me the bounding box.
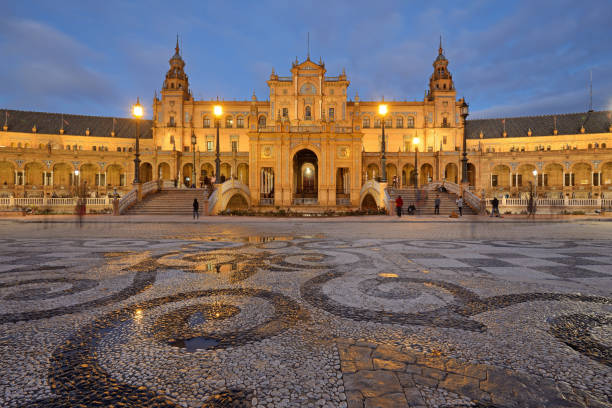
[395,195,403,218]
[456,196,464,216]
[193,198,199,220]
[491,197,500,217]
[434,195,441,215]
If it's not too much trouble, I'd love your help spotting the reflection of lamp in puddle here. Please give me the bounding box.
[134,308,143,321]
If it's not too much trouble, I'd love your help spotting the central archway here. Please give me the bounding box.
[293,149,318,204]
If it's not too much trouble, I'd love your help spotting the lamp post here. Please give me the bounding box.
[378,104,388,182]
[460,100,470,184]
[413,137,420,188]
[214,105,222,183]
[532,169,538,198]
[74,169,80,197]
[132,98,144,184]
[191,130,197,188]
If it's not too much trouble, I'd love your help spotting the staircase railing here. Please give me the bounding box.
[118,189,137,214]
[426,181,484,214]
[207,188,218,214]
[118,180,160,214]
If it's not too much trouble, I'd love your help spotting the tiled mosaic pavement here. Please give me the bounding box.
[0,237,610,407]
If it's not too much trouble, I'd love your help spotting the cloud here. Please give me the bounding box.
[1,0,611,119]
[0,17,117,114]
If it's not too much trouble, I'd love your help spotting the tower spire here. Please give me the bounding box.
[307,32,310,60]
[439,34,443,55]
[175,34,179,55]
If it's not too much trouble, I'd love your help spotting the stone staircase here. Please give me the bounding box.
[125,188,212,215]
[387,187,477,215]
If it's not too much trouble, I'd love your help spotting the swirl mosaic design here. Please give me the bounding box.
[25,288,306,407]
[302,272,611,332]
[549,313,612,367]
[0,278,98,301]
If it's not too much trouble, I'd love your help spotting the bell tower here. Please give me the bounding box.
[163,36,190,96]
[153,37,192,150]
[428,37,455,95]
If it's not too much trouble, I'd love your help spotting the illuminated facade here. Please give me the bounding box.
[1,39,612,211]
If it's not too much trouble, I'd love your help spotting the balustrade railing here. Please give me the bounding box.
[290,125,322,133]
[293,198,318,205]
[259,198,274,206]
[118,189,137,214]
[0,196,113,209]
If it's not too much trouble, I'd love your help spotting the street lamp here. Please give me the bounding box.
[191,130,197,188]
[532,169,538,197]
[73,169,80,197]
[132,97,144,184]
[378,104,388,182]
[214,105,223,183]
[412,137,420,188]
[460,100,470,184]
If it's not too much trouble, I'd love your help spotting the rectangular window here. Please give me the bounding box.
[183,146,190,152]
[593,173,600,186]
[203,117,210,128]
[237,117,244,128]
[407,117,415,128]
[92,146,97,151]
[282,108,288,118]
[384,117,392,128]
[492,175,498,187]
[329,108,334,120]
[374,119,381,128]
[443,136,447,144]
[231,140,238,153]
[226,117,233,128]
[169,116,175,126]
[207,141,213,152]
[363,118,370,128]
[120,174,126,186]
[517,174,522,187]
[396,117,403,128]
[565,173,574,186]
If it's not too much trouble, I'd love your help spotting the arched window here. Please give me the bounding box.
[203,116,210,128]
[258,115,266,128]
[374,119,381,128]
[225,116,233,128]
[384,117,392,128]
[328,108,334,120]
[305,106,312,120]
[236,116,244,128]
[407,116,415,128]
[396,117,403,128]
[362,117,370,128]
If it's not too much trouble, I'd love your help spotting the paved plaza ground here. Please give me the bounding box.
[0,216,610,407]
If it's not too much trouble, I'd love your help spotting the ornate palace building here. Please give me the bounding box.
[1,39,612,213]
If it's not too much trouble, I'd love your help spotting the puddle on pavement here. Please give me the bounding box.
[169,336,220,352]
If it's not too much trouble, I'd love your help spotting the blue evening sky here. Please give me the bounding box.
[1,0,611,119]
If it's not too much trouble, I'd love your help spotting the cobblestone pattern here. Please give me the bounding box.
[302,272,611,332]
[550,313,612,367]
[337,339,593,408]
[25,288,306,407]
[0,236,611,407]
